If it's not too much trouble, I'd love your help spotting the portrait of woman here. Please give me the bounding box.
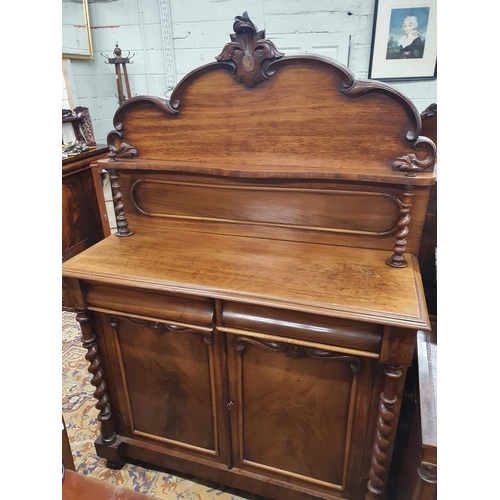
[369,1,436,80]
[398,16,422,58]
[385,7,429,60]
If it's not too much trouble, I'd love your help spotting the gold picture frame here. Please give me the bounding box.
[62,0,94,59]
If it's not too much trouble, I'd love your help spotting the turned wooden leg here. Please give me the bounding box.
[366,364,402,500]
[386,186,413,268]
[108,168,133,237]
[75,311,117,445]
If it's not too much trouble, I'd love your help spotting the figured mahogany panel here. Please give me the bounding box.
[115,170,430,255]
[131,177,401,234]
[107,11,435,177]
[108,315,217,454]
[111,64,433,175]
[228,335,377,495]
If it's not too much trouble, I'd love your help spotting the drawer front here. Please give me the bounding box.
[221,302,382,354]
[85,283,214,327]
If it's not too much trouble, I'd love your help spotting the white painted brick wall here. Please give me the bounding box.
[65,0,436,144]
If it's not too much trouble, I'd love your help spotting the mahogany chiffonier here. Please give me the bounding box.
[62,13,436,500]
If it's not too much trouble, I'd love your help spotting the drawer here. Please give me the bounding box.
[85,283,214,327]
[221,302,382,353]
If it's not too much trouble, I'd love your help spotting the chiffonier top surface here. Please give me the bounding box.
[62,227,429,330]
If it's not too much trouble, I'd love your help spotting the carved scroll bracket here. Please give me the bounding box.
[233,336,361,372]
[343,81,436,177]
[421,103,437,120]
[216,12,284,88]
[107,124,138,162]
[108,142,138,162]
[392,137,436,177]
[109,315,213,344]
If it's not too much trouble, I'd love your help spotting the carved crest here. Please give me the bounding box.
[216,12,284,88]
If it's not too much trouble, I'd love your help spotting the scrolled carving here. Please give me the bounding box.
[234,336,287,353]
[108,315,213,344]
[234,336,361,371]
[216,11,284,88]
[108,141,138,162]
[304,347,362,372]
[107,96,178,152]
[420,102,437,120]
[343,81,436,176]
[392,137,436,177]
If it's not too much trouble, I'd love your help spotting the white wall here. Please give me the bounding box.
[65,0,437,144]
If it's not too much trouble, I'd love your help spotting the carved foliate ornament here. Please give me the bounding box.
[216,12,284,88]
[108,142,138,162]
[233,336,362,372]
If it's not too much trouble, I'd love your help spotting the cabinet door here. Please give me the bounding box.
[102,313,222,460]
[227,333,377,498]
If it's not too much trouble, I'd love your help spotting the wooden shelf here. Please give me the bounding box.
[62,116,83,123]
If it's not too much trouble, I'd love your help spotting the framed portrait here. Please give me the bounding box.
[368,0,437,81]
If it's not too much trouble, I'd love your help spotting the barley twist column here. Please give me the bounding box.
[365,364,402,499]
[386,185,413,268]
[75,311,116,445]
[108,168,133,237]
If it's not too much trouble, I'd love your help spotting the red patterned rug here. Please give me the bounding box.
[62,310,263,499]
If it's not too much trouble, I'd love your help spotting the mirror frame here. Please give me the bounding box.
[62,0,94,59]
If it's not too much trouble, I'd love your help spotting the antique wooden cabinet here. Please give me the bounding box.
[62,145,108,261]
[62,13,436,500]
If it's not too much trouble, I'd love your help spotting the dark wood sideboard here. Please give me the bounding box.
[62,13,436,500]
[62,145,108,262]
